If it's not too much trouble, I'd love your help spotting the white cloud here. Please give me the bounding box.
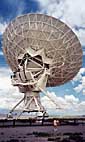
[37,0,85,46]
[0,51,3,56]
[73,68,85,94]
[41,91,85,116]
[64,95,79,104]
[79,68,85,74]
[78,101,85,111]
[72,68,85,82]
[83,90,85,95]
[82,76,85,84]
[0,67,24,109]
[74,29,85,46]
[0,68,11,89]
[0,22,7,35]
[83,51,85,55]
[74,84,83,93]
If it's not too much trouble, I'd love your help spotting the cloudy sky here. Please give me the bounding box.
[0,0,85,116]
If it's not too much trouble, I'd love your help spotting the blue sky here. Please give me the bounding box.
[0,0,85,116]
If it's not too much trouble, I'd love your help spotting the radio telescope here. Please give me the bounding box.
[3,14,82,117]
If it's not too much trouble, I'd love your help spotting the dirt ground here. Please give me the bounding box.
[0,124,85,142]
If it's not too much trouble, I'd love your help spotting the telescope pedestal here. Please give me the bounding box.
[7,91,46,119]
[24,92,44,112]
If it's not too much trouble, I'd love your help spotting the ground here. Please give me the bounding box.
[0,124,85,142]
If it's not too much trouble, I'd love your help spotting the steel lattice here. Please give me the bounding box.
[3,14,82,87]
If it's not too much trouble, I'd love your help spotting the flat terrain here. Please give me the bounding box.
[0,124,85,142]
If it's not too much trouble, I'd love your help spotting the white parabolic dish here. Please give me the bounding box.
[3,13,82,87]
